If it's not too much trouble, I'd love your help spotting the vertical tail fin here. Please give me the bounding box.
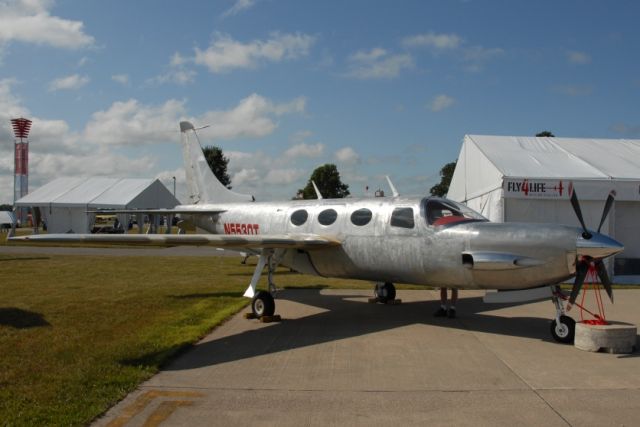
[180,121,254,204]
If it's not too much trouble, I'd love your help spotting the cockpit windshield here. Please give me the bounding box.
[422,198,488,227]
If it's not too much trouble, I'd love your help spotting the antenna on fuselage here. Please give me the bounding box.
[386,176,399,197]
[312,181,323,199]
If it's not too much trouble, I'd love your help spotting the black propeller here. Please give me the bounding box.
[569,259,589,304]
[597,190,616,233]
[570,188,591,239]
[568,188,616,305]
[594,259,614,303]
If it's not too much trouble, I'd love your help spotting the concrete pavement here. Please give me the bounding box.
[94,289,639,427]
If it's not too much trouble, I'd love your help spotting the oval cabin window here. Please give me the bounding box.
[290,209,308,226]
[350,208,372,226]
[318,209,338,226]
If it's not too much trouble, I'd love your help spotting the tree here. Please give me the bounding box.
[430,161,457,197]
[536,131,555,137]
[0,204,12,211]
[203,145,232,189]
[298,164,350,199]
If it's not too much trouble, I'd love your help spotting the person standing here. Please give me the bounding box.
[434,288,458,318]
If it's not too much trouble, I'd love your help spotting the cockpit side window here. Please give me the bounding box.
[391,207,415,229]
[424,198,487,227]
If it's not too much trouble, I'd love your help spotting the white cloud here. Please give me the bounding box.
[0,0,94,49]
[147,68,196,86]
[0,78,27,119]
[402,32,462,50]
[47,74,89,91]
[335,147,360,164]
[111,74,129,85]
[284,143,324,159]
[346,48,413,79]
[198,93,306,140]
[221,0,257,17]
[192,32,316,73]
[83,93,305,146]
[567,50,591,65]
[429,94,455,112]
[289,130,312,143]
[147,52,197,86]
[403,31,503,71]
[463,45,504,62]
[83,98,187,145]
[264,169,304,185]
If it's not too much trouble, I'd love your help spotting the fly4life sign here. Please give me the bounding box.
[504,178,639,201]
[503,178,571,199]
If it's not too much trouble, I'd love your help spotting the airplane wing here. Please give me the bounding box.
[9,233,341,250]
[89,208,226,215]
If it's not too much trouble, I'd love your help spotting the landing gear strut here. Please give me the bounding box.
[375,282,396,303]
[244,248,284,318]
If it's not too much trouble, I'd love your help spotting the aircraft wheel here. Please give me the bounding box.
[252,291,275,317]
[375,282,396,303]
[550,315,575,344]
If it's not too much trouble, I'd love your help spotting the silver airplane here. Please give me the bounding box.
[12,121,624,344]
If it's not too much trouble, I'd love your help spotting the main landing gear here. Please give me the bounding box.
[244,249,284,318]
[252,290,275,317]
[374,282,396,303]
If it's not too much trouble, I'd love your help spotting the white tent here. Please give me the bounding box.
[15,177,179,233]
[0,211,15,230]
[447,135,640,281]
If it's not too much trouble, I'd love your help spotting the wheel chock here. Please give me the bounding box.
[244,312,282,322]
[260,315,282,323]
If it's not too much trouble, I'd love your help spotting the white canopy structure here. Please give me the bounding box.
[15,178,179,233]
[448,135,640,281]
[0,211,15,230]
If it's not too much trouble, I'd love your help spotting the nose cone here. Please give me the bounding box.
[577,232,624,259]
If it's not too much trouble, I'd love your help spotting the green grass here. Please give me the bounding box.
[0,252,391,426]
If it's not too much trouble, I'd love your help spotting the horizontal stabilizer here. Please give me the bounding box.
[10,233,341,250]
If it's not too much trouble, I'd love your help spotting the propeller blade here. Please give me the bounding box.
[570,189,592,239]
[569,260,589,304]
[597,191,616,233]
[594,260,614,303]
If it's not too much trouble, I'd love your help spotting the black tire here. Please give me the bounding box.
[550,315,576,344]
[252,291,275,317]
[375,282,396,303]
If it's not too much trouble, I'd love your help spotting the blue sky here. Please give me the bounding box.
[1,0,639,203]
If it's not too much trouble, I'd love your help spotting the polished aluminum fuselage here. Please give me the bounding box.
[181,196,582,290]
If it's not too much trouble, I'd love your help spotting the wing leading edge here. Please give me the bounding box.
[10,233,341,250]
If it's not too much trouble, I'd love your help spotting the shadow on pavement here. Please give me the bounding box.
[147,289,555,371]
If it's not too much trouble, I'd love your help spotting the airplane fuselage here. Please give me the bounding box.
[180,196,582,290]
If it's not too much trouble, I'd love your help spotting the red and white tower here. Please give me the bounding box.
[11,117,32,224]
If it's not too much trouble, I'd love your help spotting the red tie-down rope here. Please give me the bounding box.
[579,263,608,325]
